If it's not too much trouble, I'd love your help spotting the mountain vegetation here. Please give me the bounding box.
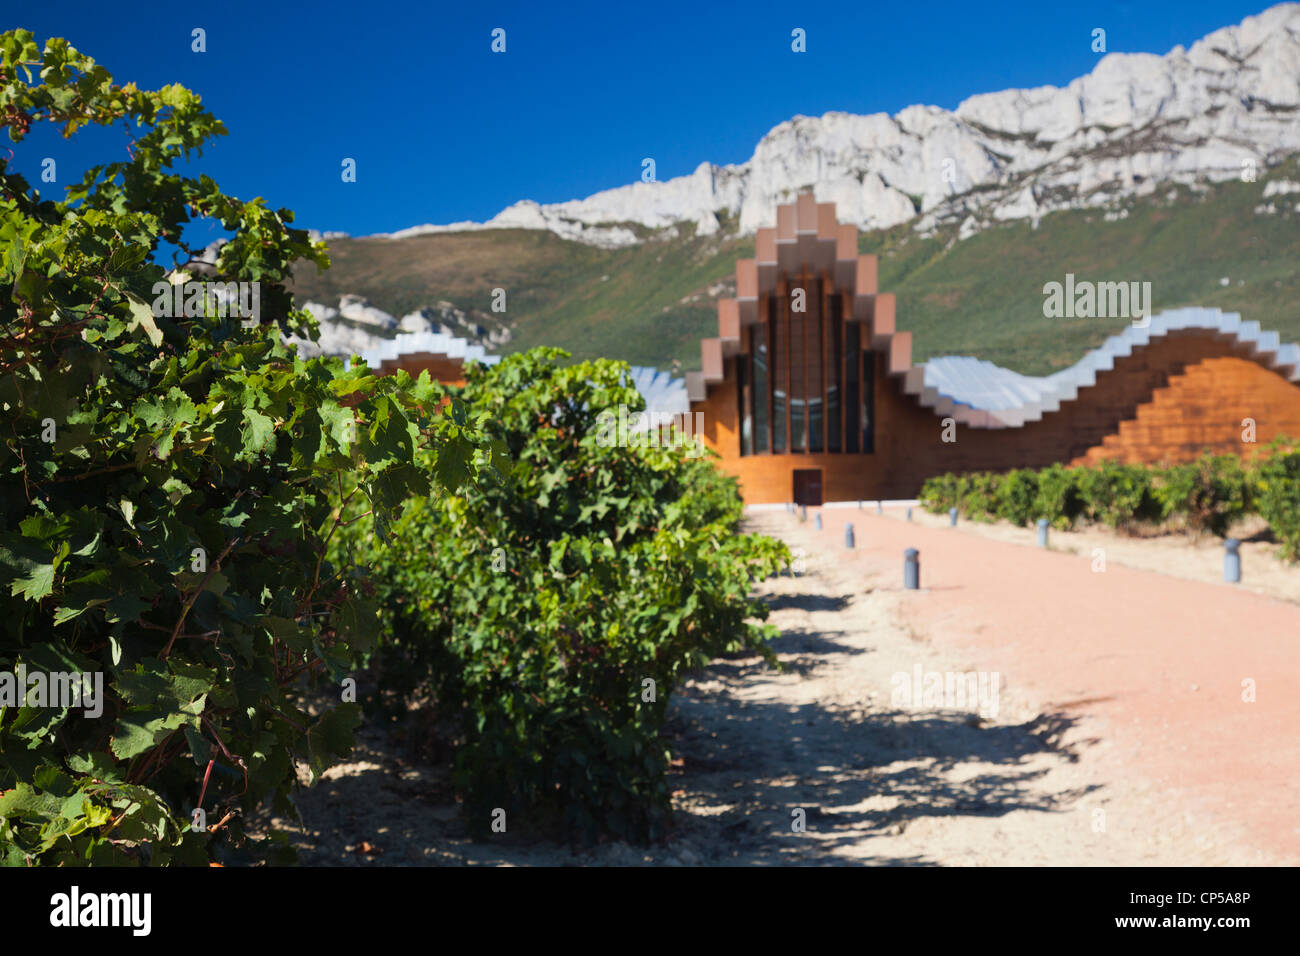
[291,158,1300,377]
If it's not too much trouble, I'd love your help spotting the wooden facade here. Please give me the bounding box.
[370,351,472,387]
[687,195,1300,505]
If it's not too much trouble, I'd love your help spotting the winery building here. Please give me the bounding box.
[684,195,1300,505]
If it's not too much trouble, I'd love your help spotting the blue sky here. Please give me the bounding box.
[10,1,1274,238]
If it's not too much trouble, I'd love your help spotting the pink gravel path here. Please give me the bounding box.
[795,507,1300,862]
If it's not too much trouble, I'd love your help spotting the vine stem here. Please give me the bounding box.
[201,714,248,797]
[196,758,215,810]
[312,469,359,591]
[207,810,236,835]
[162,536,239,660]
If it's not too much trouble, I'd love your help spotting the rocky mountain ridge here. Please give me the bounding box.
[375,3,1300,247]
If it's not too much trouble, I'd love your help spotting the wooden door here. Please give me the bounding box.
[792,469,823,506]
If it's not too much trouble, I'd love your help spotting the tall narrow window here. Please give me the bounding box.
[827,293,841,452]
[738,350,752,457]
[844,322,860,453]
[773,293,788,453]
[788,285,806,452]
[753,323,770,453]
[807,279,823,453]
[736,284,868,457]
[861,347,875,454]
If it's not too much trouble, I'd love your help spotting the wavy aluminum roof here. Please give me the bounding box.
[917,308,1300,428]
[626,365,690,419]
[346,308,1299,435]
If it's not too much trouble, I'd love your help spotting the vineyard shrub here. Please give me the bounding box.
[1031,464,1086,530]
[957,472,1001,521]
[1073,460,1161,530]
[919,473,961,514]
[0,32,480,865]
[1155,452,1251,537]
[928,446,1300,559]
[1254,443,1300,561]
[340,349,788,844]
[993,469,1040,526]
[922,469,1037,526]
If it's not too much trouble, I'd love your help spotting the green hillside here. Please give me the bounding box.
[291,157,1300,377]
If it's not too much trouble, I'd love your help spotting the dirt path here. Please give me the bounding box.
[890,503,1300,605]
[777,507,1299,864]
[260,510,1295,865]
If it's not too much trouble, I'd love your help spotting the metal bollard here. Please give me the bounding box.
[904,548,920,590]
[948,507,958,527]
[1037,518,1049,548]
[1224,538,1241,583]
[876,500,883,515]
[858,499,863,510]
[814,511,822,530]
[906,507,912,521]
[845,523,855,548]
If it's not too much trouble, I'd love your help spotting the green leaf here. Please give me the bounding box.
[10,563,54,601]
[184,725,212,767]
[125,293,164,347]
[330,597,380,654]
[304,704,361,784]
[239,408,275,459]
[0,783,64,821]
[111,708,201,760]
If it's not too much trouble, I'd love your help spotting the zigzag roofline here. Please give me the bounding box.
[688,195,1300,431]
